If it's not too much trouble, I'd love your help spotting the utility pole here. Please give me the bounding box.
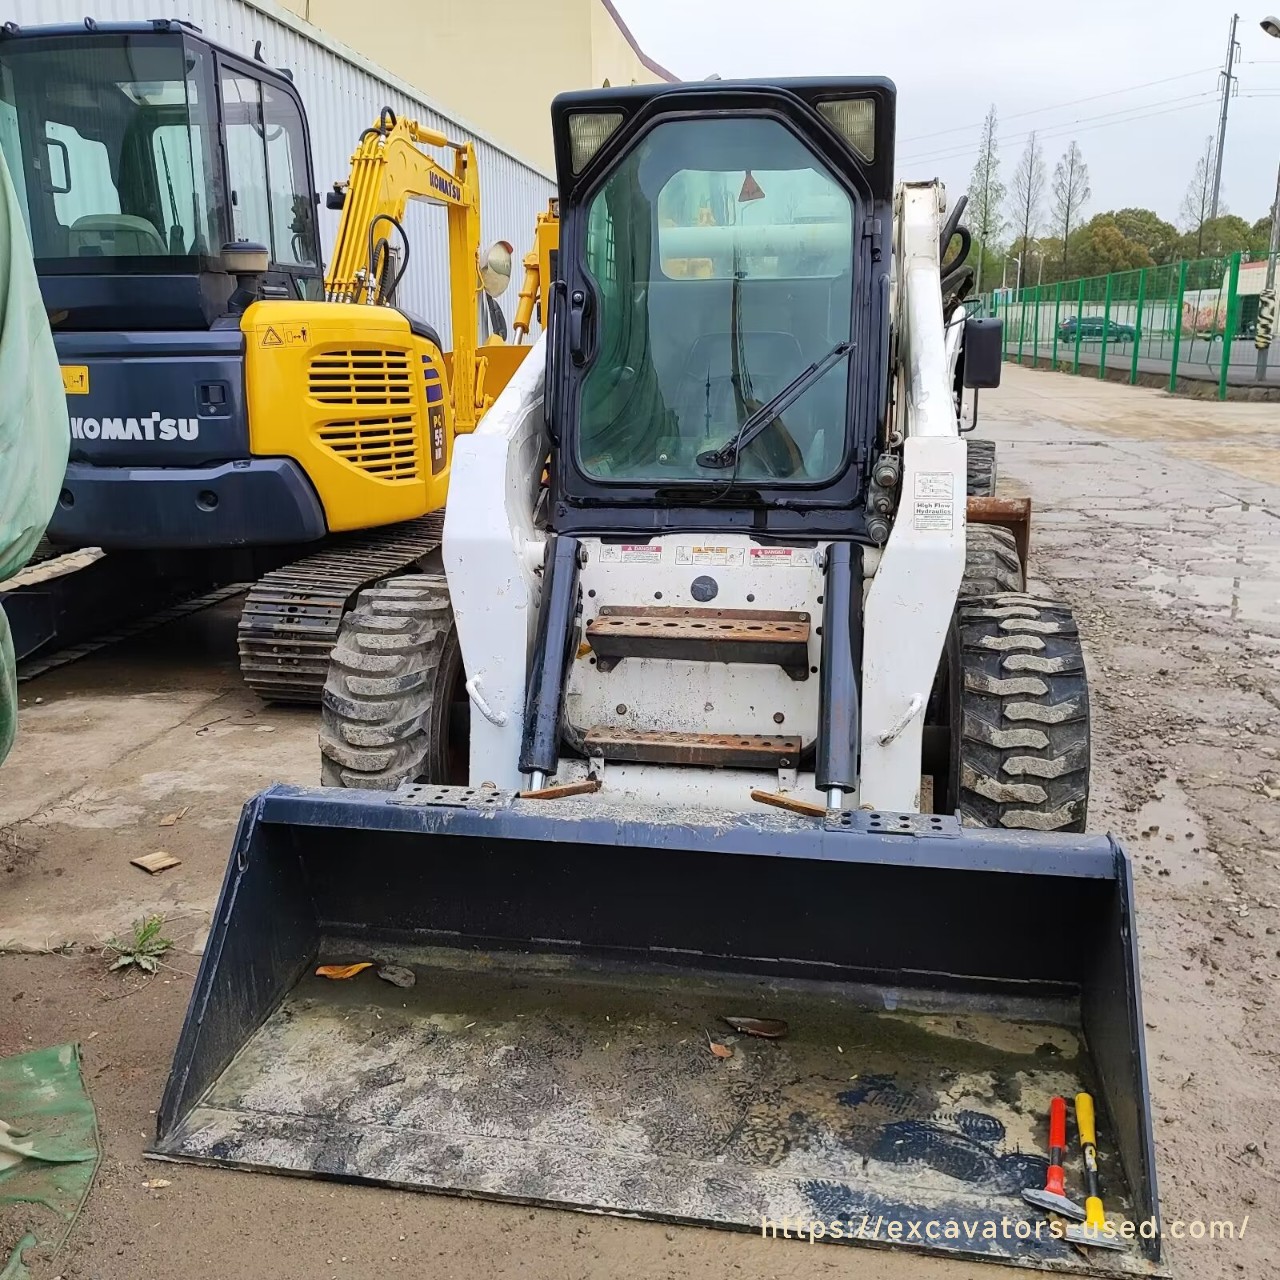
[1258,17,1280,383]
[1255,158,1279,383]
[1211,12,1240,221]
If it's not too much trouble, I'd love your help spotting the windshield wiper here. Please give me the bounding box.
[695,340,852,470]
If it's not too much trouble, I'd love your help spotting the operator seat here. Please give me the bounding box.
[68,214,166,257]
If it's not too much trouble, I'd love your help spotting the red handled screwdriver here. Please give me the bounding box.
[1021,1095,1086,1220]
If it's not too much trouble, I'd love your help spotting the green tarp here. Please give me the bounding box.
[0,1044,99,1277]
[0,148,68,765]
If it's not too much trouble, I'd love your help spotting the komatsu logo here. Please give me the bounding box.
[429,171,461,201]
[70,413,199,442]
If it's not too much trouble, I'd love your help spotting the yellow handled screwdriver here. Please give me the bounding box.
[1063,1092,1125,1251]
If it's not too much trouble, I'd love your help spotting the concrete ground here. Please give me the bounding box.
[2,363,1278,1279]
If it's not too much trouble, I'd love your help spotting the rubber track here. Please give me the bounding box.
[237,513,444,704]
[18,583,248,682]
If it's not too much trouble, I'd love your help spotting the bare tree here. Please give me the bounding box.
[1180,136,1217,256]
[1007,132,1046,290]
[965,105,1005,294]
[1050,141,1090,274]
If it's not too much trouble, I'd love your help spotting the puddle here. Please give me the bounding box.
[1133,563,1280,628]
[1130,779,1217,888]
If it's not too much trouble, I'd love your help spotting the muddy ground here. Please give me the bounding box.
[1,364,1277,1279]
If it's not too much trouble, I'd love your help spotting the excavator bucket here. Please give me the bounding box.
[155,786,1161,1274]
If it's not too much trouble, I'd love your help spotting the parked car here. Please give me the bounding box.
[1057,315,1136,343]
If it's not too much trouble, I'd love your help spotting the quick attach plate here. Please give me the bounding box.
[388,784,515,811]
[825,810,962,837]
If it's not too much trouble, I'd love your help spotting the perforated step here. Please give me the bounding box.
[583,727,802,768]
[586,606,810,678]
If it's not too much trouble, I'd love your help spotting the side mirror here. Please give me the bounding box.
[481,240,514,298]
[962,315,1003,389]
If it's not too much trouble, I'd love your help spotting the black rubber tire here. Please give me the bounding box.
[966,437,997,497]
[960,525,1025,597]
[319,574,466,789]
[948,594,1090,832]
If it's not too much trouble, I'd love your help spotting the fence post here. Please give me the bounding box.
[1218,251,1241,401]
[1033,285,1043,368]
[1052,280,1062,367]
[1130,268,1147,385]
[1017,288,1027,365]
[1169,259,1189,393]
[1073,277,1084,374]
[1098,273,1114,379]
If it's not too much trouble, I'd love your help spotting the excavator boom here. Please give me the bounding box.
[324,110,485,430]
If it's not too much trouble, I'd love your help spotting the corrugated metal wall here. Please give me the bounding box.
[6,0,555,337]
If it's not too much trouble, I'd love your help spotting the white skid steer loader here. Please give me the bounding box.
[154,79,1160,1274]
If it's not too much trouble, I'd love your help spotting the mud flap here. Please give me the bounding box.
[154,785,1161,1274]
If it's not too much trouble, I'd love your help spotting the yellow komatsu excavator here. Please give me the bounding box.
[0,18,557,700]
[233,112,560,702]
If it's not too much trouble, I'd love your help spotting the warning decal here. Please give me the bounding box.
[599,544,664,565]
[914,472,953,499]
[748,547,814,568]
[675,545,744,567]
[260,324,309,348]
[912,472,955,532]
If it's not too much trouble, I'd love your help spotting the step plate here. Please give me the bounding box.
[583,727,802,767]
[587,606,810,677]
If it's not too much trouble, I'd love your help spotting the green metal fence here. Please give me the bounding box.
[985,250,1279,399]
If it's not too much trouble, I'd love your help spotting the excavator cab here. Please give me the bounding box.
[0,18,546,703]
[0,19,323,324]
[0,19,334,556]
[154,80,1160,1273]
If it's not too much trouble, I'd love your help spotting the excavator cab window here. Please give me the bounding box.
[0,29,321,299]
[219,68,320,290]
[0,32,222,267]
[576,116,854,486]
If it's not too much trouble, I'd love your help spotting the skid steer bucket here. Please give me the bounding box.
[155,786,1160,1274]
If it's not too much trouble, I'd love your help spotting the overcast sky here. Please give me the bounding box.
[614,0,1280,231]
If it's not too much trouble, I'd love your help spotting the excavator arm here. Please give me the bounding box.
[512,201,560,342]
[324,110,486,429]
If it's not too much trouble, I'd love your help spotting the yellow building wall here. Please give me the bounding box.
[276,0,671,172]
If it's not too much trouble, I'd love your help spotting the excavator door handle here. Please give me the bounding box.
[568,289,590,365]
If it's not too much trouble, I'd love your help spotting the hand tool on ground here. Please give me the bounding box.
[1022,1096,1086,1220]
[1064,1091,1126,1250]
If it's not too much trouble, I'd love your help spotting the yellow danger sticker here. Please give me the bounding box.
[260,324,309,348]
[60,365,89,395]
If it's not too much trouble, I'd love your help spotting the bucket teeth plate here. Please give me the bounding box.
[387,784,514,809]
[826,810,963,837]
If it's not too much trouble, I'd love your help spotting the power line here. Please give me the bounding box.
[901,91,1216,162]
[899,93,1218,166]
[898,65,1220,145]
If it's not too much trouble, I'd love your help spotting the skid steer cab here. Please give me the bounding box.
[157,80,1161,1275]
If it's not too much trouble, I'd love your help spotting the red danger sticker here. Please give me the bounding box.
[748,547,814,568]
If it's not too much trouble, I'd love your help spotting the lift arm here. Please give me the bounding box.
[512,201,560,343]
[324,110,485,430]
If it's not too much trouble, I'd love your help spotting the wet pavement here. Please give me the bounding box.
[1,364,1277,1280]
[981,364,1280,1280]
